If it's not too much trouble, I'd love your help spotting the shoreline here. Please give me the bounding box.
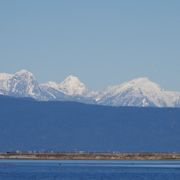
[0,152,180,160]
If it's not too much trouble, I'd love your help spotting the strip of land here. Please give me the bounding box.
[0,152,180,160]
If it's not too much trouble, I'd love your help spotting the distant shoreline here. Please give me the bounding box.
[0,152,180,160]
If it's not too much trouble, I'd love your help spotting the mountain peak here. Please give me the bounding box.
[58,75,87,96]
[64,75,81,83]
[118,77,161,93]
[15,69,34,77]
[129,77,150,83]
[61,75,85,87]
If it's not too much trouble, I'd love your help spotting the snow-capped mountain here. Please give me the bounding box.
[96,77,180,107]
[59,75,88,96]
[0,70,46,100]
[40,75,96,103]
[41,75,89,96]
[0,69,180,107]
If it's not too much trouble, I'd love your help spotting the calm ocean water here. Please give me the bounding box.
[0,159,180,180]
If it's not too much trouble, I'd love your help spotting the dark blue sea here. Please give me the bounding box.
[0,159,180,179]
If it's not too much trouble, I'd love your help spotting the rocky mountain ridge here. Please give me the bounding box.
[0,69,180,107]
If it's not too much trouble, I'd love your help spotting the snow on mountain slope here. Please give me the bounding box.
[0,70,46,99]
[0,73,13,81]
[164,91,180,107]
[96,78,180,107]
[0,73,13,93]
[40,81,68,100]
[9,70,40,96]
[0,70,180,107]
[40,75,88,96]
[58,75,88,96]
[40,75,97,103]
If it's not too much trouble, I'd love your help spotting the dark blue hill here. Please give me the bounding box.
[0,95,180,152]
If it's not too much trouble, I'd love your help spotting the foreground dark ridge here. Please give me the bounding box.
[1,95,180,152]
[0,153,180,160]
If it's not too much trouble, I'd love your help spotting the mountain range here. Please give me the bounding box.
[0,69,180,107]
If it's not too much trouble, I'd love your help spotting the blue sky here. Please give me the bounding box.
[0,0,180,91]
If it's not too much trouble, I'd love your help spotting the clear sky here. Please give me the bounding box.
[0,0,180,91]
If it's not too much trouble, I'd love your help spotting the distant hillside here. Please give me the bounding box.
[0,95,180,153]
